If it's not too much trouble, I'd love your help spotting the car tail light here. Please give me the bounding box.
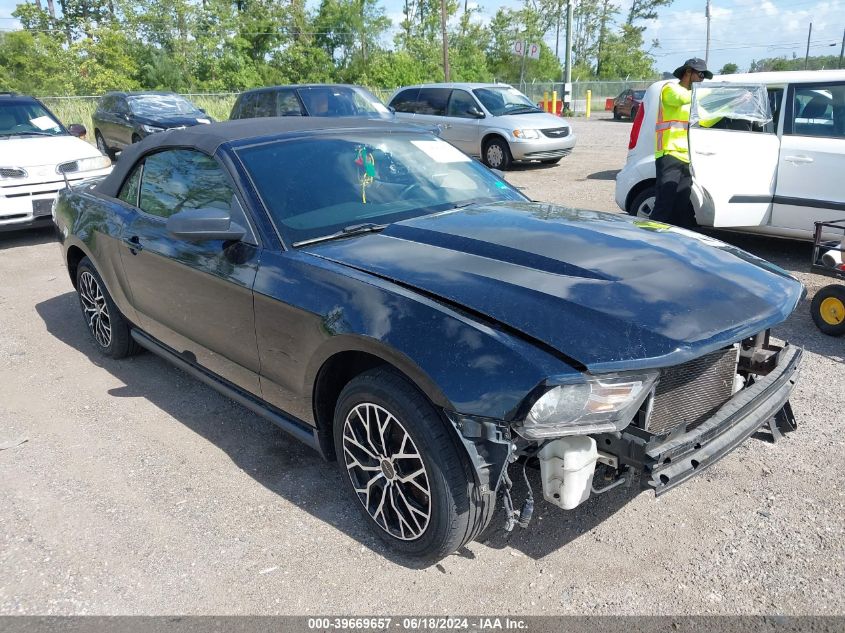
[629,102,645,150]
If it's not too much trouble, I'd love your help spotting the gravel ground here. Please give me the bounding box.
[1,113,843,615]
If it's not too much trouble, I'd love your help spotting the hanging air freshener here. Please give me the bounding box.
[355,146,376,203]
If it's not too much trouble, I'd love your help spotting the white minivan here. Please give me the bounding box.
[615,70,845,240]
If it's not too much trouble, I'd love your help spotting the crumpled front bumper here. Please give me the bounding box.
[644,343,802,495]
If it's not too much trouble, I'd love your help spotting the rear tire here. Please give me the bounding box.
[628,187,656,218]
[333,368,491,563]
[811,284,845,336]
[630,105,639,120]
[483,137,513,170]
[613,107,621,120]
[76,257,139,358]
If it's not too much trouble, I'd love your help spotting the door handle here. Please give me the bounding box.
[784,155,814,164]
[123,235,143,254]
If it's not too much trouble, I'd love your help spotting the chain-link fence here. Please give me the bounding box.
[39,80,657,133]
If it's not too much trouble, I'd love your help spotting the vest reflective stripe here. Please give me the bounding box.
[655,86,691,159]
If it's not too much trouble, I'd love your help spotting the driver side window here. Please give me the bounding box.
[138,149,236,220]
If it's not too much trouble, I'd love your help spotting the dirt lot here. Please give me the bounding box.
[1,114,843,615]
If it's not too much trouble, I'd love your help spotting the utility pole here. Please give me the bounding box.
[440,0,450,81]
[565,0,573,85]
[555,0,561,59]
[839,27,844,69]
[805,22,812,69]
[705,0,711,65]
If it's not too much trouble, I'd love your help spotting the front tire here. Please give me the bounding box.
[334,368,490,562]
[811,284,845,336]
[483,137,513,170]
[613,107,621,120]
[95,131,116,161]
[76,257,139,358]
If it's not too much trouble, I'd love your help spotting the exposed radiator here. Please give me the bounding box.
[647,346,739,436]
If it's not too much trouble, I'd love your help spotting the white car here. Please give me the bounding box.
[1,93,112,233]
[615,70,845,240]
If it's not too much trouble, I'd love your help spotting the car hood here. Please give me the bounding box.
[303,203,803,373]
[1,135,102,167]
[493,111,571,128]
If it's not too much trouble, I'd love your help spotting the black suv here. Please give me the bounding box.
[229,84,393,120]
[92,92,211,159]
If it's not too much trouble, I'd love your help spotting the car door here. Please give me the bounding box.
[771,80,845,234]
[117,148,263,394]
[441,89,483,155]
[389,87,421,123]
[688,82,780,227]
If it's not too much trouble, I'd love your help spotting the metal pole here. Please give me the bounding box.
[839,27,844,69]
[705,0,711,65]
[555,0,561,59]
[565,0,573,84]
[805,22,812,70]
[519,40,527,89]
[440,0,450,81]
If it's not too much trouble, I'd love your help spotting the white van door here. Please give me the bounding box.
[688,83,780,227]
[771,81,845,235]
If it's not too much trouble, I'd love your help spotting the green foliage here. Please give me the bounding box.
[0,0,663,98]
[719,62,739,75]
[749,55,841,72]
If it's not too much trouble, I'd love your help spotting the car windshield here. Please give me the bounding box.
[633,90,645,99]
[472,87,542,116]
[0,101,65,137]
[297,86,392,118]
[237,132,525,245]
[128,94,203,117]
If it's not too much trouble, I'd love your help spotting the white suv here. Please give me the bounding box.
[1,93,112,233]
[615,70,845,240]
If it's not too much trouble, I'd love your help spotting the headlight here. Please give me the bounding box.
[516,371,659,439]
[142,124,165,134]
[513,129,540,139]
[71,156,111,173]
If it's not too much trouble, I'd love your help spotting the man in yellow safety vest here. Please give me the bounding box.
[650,57,713,228]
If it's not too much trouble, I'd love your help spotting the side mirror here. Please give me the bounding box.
[467,106,485,119]
[388,105,396,113]
[166,207,246,242]
[68,123,87,138]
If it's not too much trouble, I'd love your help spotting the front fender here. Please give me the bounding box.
[253,250,576,424]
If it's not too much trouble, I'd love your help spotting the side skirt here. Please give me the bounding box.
[130,329,326,459]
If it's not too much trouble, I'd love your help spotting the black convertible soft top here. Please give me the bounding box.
[95,117,427,199]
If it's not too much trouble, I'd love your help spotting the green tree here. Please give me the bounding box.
[719,62,738,74]
[0,30,75,94]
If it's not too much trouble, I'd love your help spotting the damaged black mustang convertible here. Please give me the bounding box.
[54,118,803,563]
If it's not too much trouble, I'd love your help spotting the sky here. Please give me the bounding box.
[1,0,843,75]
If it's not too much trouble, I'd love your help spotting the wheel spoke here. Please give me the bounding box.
[343,446,382,472]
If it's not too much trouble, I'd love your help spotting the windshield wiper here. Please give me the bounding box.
[505,106,543,115]
[7,131,57,137]
[293,222,387,247]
